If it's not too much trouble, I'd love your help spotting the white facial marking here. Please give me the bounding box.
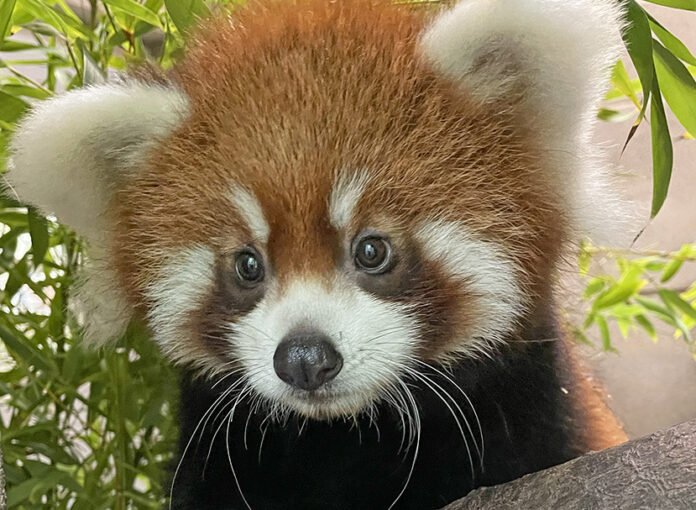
[230,278,419,418]
[329,171,370,230]
[145,245,220,372]
[227,185,270,244]
[416,220,526,357]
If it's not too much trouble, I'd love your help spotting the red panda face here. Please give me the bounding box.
[8,0,624,420]
[107,0,568,419]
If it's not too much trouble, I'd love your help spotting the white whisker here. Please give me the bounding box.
[388,379,421,510]
[225,384,255,510]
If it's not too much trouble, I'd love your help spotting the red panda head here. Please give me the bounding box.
[6,0,624,419]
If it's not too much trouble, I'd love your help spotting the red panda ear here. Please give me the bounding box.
[6,81,188,347]
[419,0,624,144]
[6,81,188,242]
[419,0,631,244]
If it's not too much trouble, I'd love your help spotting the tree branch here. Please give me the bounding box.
[443,419,696,509]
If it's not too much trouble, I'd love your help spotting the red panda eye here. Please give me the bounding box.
[235,250,264,285]
[354,237,391,274]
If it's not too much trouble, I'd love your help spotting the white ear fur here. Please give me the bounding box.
[420,0,624,142]
[6,82,189,241]
[5,81,189,345]
[420,0,631,243]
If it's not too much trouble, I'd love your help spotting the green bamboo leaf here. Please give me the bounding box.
[75,39,107,86]
[5,476,39,507]
[597,108,634,122]
[637,295,694,342]
[635,295,677,322]
[0,211,29,227]
[19,19,65,39]
[61,340,83,382]
[21,0,94,40]
[673,316,694,343]
[0,40,36,51]
[0,0,17,39]
[644,259,666,271]
[653,40,696,136]
[610,60,641,109]
[649,16,696,66]
[617,317,631,339]
[164,0,210,33]
[0,90,29,123]
[7,468,78,506]
[102,0,163,28]
[607,304,645,318]
[1,462,25,486]
[684,282,696,301]
[595,315,613,351]
[3,255,28,298]
[0,323,55,374]
[47,285,64,341]
[622,1,654,125]
[5,1,32,25]
[571,327,593,346]
[644,0,696,10]
[661,258,684,282]
[635,314,658,340]
[0,253,49,300]
[583,277,606,299]
[649,77,673,217]
[605,79,642,100]
[659,288,696,321]
[28,207,49,264]
[593,266,645,310]
[1,83,51,99]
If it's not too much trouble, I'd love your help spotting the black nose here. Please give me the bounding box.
[273,333,343,391]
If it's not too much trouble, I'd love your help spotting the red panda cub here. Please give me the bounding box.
[7,0,629,508]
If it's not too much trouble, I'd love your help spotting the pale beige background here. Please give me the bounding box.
[578,3,696,439]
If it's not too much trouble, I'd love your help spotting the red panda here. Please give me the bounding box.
[6,0,629,508]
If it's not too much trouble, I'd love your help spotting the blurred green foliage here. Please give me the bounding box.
[574,243,696,359]
[0,0,694,507]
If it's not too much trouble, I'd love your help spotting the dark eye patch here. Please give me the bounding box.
[350,234,418,300]
[348,232,470,359]
[217,250,267,314]
[193,251,268,362]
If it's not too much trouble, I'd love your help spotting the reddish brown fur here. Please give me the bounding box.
[563,343,629,449]
[111,0,623,448]
[115,0,562,317]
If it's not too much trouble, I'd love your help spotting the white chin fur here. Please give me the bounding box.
[229,278,420,419]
